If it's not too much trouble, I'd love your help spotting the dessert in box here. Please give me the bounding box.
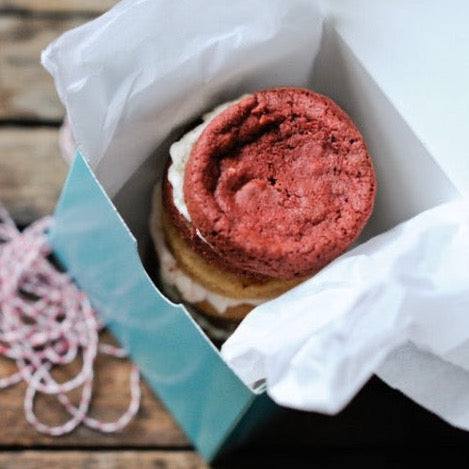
[151,87,376,330]
[42,0,469,463]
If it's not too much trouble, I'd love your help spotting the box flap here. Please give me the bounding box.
[49,152,256,460]
[321,0,469,198]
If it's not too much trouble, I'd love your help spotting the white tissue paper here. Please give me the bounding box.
[222,199,469,429]
[42,0,469,433]
[42,0,321,198]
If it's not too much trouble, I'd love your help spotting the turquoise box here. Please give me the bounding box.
[50,152,274,461]
[46,3,461,463]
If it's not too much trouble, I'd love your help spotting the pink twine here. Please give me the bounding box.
[0,204,140,435]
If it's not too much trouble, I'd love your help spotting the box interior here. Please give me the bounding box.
[51,13,461,462]
[112,21,459,281]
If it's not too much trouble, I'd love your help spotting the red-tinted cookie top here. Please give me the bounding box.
[184,88,376,279]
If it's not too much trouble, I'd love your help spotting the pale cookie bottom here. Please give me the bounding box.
[150,184,310,323]
[161,210,304,299]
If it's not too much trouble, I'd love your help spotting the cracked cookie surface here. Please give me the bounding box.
[184,88,376,279]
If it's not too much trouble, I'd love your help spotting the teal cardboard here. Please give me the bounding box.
[49,152,267,461]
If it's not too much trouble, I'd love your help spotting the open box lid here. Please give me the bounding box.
[320,0,469,199]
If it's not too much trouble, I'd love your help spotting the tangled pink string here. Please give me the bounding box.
[0,205,140,435]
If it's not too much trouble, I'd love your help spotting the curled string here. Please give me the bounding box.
[0,205,140,435]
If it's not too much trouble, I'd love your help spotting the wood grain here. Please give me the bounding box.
[0,450,207,469]
[0,128,68,225]
[0,15,86,121]
[0,0,118,14]
[0,333,189,448]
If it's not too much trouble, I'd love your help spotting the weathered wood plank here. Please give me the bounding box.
[0,0,117,14]
[0,128,68,225]
[0,332,189,447]
[0,16,85,120]
[0,450,207,469]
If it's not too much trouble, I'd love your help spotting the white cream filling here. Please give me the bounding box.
[168,95,248,222]
[150,184,265,315]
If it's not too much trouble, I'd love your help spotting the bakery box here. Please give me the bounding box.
[43,0,468,463]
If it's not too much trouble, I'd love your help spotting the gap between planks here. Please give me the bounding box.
[0,450,208,469]
[0,0,117,15]
[0,4,116,122]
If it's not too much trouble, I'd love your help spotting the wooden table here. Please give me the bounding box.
[2,3,469,468]
[0,2,208,467]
